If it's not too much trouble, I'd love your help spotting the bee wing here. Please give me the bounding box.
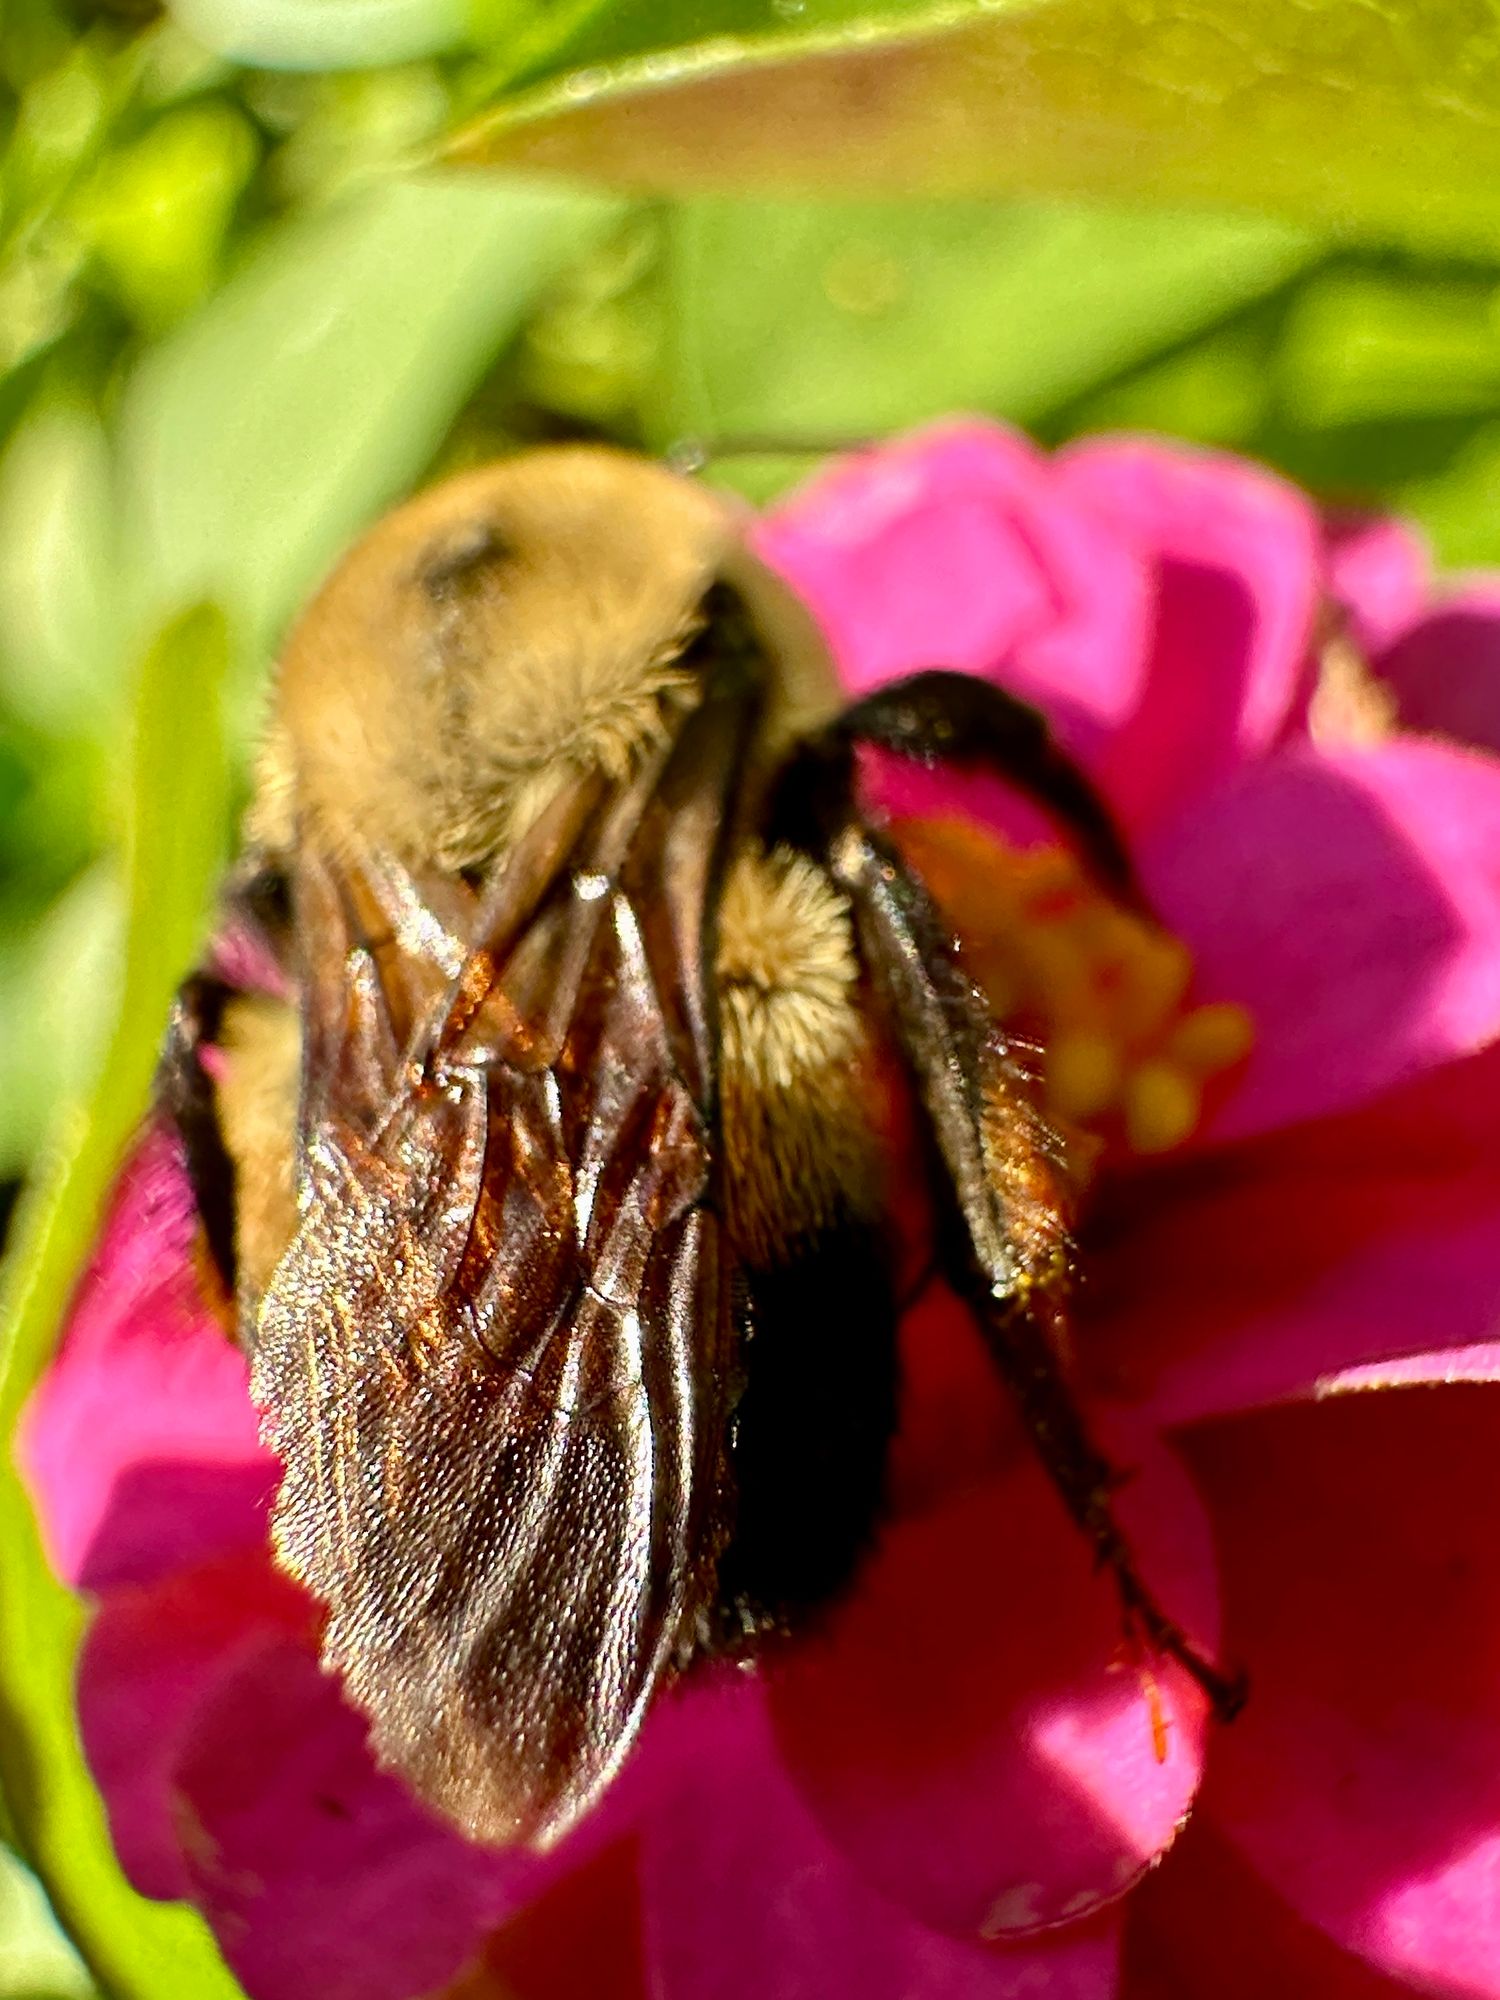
[253,694,746,1848]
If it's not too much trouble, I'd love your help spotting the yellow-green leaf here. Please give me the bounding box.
[448,0,1500,252]
[0,606,244,2000]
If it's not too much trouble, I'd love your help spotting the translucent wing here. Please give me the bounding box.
[252,692,746,1847]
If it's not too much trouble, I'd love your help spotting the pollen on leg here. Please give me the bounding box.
[716,846,879,1264]
[890,816,1254,1160]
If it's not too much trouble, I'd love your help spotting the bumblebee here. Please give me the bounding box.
[159,448,1240,1849]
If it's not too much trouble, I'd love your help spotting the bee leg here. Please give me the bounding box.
[159,966,302,1324]
[770,670,1139,909]
[846,821,1245,1716]
[158,972,240,1297]
[771,721,1247,1717]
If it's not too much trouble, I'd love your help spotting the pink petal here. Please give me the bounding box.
[1084,1040,1500,1425]
[78,1549,314,1900]
[1323,510,1431,657]
[1377,584,1500,758]
[1179,1388,1500,1999]
[768,1289,1221,1942]
[1056,438,1320,835]
[171,1642,562,2000]
[756,421,1152,771]
[18,1121,277,1590]
[1143,737,1500,1140]
[640,1672,1122,2000]
[93,1567,578,2000]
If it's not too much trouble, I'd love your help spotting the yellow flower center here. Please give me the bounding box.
[891,816,1254,1159]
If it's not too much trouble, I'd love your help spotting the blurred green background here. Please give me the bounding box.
[4,0,1500,1990]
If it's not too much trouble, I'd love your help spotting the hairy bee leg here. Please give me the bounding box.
[769,669,1139,908]
[158,973,240,1294]
[159,974,303,1320]
[786,785,1245,1723]
[984,1292,1247,1718]
[768,676,1248,1720]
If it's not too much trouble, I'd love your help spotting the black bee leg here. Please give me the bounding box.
[771,733,1247,1719]
[772,670,1139,908]
[852,822,1244,1718]
[157,972,239,1296]
[980,1287,1247,1718]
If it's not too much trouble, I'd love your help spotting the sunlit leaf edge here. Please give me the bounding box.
[444,0,1008,163]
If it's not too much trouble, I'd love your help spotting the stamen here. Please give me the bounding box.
[891,816,1254,1158]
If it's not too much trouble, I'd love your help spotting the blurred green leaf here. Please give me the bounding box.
[118,171,619,732]
[167,0,471,69]
[254,64,451,206]
[1399,421,1500,567]
[70,97,260,329]
[0,400,120,736]
[0,1844,97,2000]
[0,605,243,2000]
[450,0,1500,253]
[0,863,124,1182]
[514,203,661,427]
[1276,270,1500,428]
[645,196,1317,452]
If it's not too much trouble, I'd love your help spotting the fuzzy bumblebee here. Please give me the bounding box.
[160,448,1241,1849]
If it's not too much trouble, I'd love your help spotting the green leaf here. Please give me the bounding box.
[0,864,123,1183]
[118,172,620,735]
[1401,421,1500,566]
[69,99,261,332]
[645,196,1316,454]
[0,606,244,2000]
[166,0,471,70]
[0,1844,97,2000]
[449,0,1500,253]
[0,402,121,738]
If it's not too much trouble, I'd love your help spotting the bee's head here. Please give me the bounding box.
[256,447,834,870]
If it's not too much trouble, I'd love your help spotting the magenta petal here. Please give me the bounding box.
[1086,1041,1500,1425]
[640,1673,1121,2000]
[1181,1389,1500,1999]
[1377,584,1500,758]
[756,422,1152,769]
[1144,738,1500,1139]
[78,1550,314,1901]
[1056,438,1319,833]
[18,1122,277,1590]
[1323,510,1431,656]
[769,1396,1219,1941]
[135,1592,571,2000]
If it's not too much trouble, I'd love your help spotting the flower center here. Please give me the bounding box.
[891,816,1253,1158]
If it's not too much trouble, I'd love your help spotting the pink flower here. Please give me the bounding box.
[22,422,1500,1999]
